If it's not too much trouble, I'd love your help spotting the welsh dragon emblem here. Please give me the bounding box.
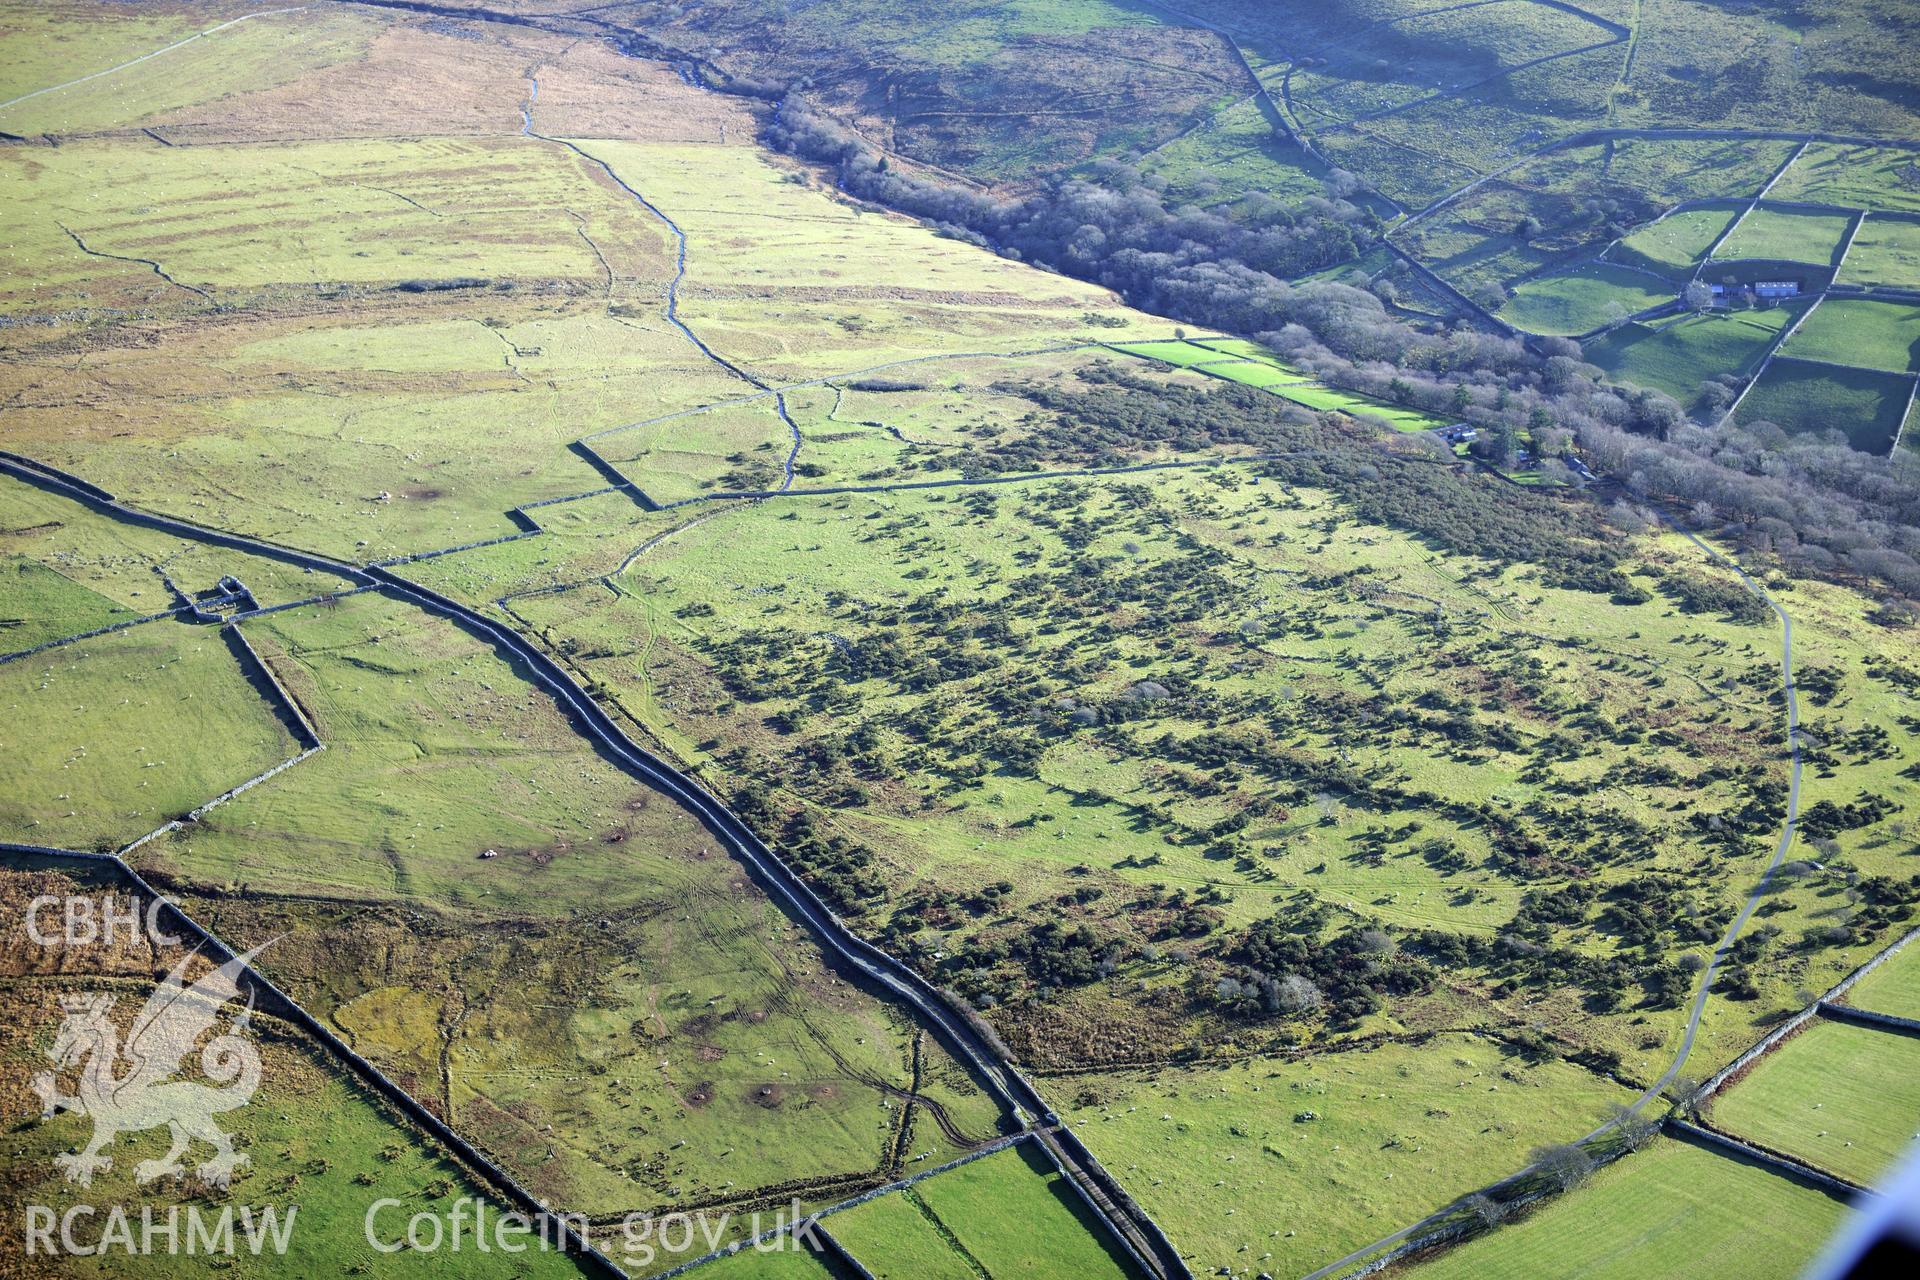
[30,944,270,1188]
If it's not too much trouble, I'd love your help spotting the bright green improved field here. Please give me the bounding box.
[1501,263,1676,335]
[1734,357,1915,453]
[1708,1018,1920,1186]
[1780,297,1920,373]
[1607,204,1742,277]
[828,1183,980,1280]
[1842,940,1920,1019]
[911,1143,1135,1279]
[1718,205,1856,266]
[686,1245,836,1280]
[1837,215,1920,290]
[1111,339,1450,429]
[1398,1138,1852,1280]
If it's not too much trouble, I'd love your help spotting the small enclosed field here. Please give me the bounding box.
[1779,297,1920,374]
[1111,339,1450,429]
[1500,262,1676,335]
[1769,143,1920,214]
[0,620,299,850]
[1397,1137,1851,1280]
[1841,942,1920,1020]
[1585,309,1792,411]
[909,1143,1136,1279]
[827,1178,992,1280]
[1836,215,1920,290]
[1057,1036,1635,1279]
[1707,1017,1920,1185]
[1606,204,1742,277]
[1717,205,1856,266]
[1734,357,1915,453]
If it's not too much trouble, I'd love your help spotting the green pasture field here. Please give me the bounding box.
[1187,357,1309,390]
[1770,143,1920,214]
[1585,308,1794,411]
[1190,337,1299,364]
[1734,357,1914,453]
[0,1,381,136]
[0,556,140,653]
[1842,941,1920,1020]
[1107,339,1238,367]
[1779,298,1920,374]
[137,592,709,915]
[1397,1137,1851,1280]
[1057,1035,1635,1279]
[1718,206,1856,267]
[1708,1018,1920,1186]
[0,619,299,851]
[1606,204,1742,276]
[827,1183,980,1280]
[1113,340,1450,428]
[1500,261,1676,335]
[1837,216,1920,290]
[690,1245,837,1280]
[912,1142,1134,1279]
[0,963,584,1280]
[1261,379,1451,430]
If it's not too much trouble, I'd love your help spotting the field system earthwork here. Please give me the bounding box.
[6,2,1920,1280]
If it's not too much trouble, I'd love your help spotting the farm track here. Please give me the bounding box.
[0,450,1186,1280]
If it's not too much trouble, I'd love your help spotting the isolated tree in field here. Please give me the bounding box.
[1530,1142,1593,1191]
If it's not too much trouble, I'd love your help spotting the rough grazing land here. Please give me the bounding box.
[7,2,1920,1277]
